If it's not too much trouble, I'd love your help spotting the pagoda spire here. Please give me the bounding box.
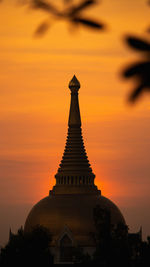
[50,76,100,195]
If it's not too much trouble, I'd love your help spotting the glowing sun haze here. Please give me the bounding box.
[0,0,150,244]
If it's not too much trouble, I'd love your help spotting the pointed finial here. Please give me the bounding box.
[69,75,80,93]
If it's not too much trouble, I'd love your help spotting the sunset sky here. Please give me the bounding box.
[0,0,150,245]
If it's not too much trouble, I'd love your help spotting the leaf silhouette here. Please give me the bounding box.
[126,36,150,52]
[63,0,73,2]
[72,17,104,30]
[30,0,60,16]
[123,62,150,78]
[68,0,96,17]
[123,34,150,103]
[128,86,143,102]
[123,60,150,102]
[34,20,50,37]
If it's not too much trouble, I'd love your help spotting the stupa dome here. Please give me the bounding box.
[25,194,125,246]
[24,76,126,263]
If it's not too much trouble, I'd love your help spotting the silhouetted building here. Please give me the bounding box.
[24,76,126,263]
[128,228,142,264]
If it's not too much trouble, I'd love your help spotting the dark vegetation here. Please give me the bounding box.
[0,226,53,266]
[92,206,150,267]
[0,211,150,266]
[92,205,130,267]
[123,36,150,103]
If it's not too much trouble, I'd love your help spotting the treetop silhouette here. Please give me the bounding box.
[123,35,150,103]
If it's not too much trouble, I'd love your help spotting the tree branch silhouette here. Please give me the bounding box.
[32,0,105,37]
[0,0,105,36]
[123,35,150,103]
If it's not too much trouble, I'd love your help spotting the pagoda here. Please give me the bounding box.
[24,76,126,263]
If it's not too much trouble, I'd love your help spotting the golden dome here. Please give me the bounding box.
[24,193,125,246]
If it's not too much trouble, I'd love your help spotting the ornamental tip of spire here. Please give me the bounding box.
[69,75,80,92]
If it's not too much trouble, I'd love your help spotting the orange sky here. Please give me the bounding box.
[0,0,150,244]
